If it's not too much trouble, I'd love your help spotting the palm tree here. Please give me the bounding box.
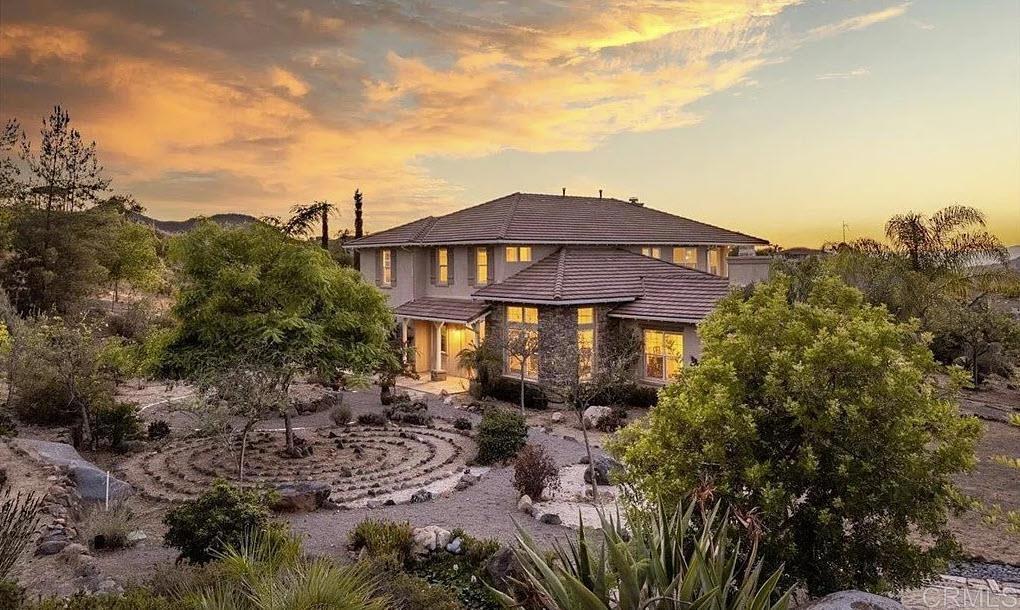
[884,205,1007,272]
[283,200,337,249]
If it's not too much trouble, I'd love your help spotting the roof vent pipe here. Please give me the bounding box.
[598,189,603,198]
[629,196,642,206]
[562,187,566,196]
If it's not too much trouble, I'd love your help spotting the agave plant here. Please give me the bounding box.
[180,527,387,610]
[492,500,790,610]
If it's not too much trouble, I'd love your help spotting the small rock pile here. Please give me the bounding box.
[410,525,468,557]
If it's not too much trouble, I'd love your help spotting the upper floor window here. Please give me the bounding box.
[379,249,393,287]
[506,305,539,378]
[641,247,662,259]
[708,248,721,275]
[577,307,595,379]
[673,247,697,268]
[643,329,683,382]
[475,247,489,285]
[434,247,451,285]
[505,246,532,262]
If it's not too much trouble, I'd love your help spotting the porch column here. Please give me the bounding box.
[399,317,408,364]
[433,321,445,372]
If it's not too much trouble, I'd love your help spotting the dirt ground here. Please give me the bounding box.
[950,381,1020,564]
[5,377,1018,598]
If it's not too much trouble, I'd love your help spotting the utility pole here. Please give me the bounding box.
[353,189,364,271]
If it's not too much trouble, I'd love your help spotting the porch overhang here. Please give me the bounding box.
[393,297,490,325]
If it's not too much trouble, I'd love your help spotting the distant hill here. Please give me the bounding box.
[128,211,259,235]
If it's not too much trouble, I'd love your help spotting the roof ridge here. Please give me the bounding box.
[410,216,438,242]
[499,192,521,239]
[553,248,567,300]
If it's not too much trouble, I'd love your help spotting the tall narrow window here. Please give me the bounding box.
[475,247,489,285]
[641,247,662,259]
[380,249,393,287]
[577,307,595,379]
[673,247,698,268]
[643,329,683,382]
[708,248,720,275]
[437,247,449,284]
[506,305,539,378]
[505,246,532,262]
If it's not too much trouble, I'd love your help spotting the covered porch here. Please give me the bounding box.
[393,297,489,384]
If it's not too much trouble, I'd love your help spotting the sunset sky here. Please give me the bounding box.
[2,0,1017,246]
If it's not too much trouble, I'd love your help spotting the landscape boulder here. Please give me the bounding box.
[538,512,562,525]
[485,548,517,589]
[583,455,619,486]
[410,488,433,503]
[582,406,613,429]
[517,494,533,515]
[411,525,452,556]
[272,482,331,512]
[803,591,906,610]
[16,439,133,502]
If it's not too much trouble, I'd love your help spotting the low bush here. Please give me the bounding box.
[147,420,171,441]
[512,444,560,500]
[385,401,432,426]
[0,410,16,437]
[364,556,461,610]
[163,480,273,565]
[0,579,23,609]
[414,552,501,610]
[348,518,415,566]
[448,529,501,569]
[25,589,179,610]
[452,417,472,431]
[591,404,628,432]
[593,383,658,409]
[329,404,352,426]
[356,412,387,426]
[82,501,136,550]
[475,407,527,465]
[93,402,142,451]
[481,377,548,410]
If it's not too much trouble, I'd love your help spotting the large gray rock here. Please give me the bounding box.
[583,455,619,486]
[272,482,331,512]
[804,591,906,610]
[582,406,613,429]
[16,439,133,502]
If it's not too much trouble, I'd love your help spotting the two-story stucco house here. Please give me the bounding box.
[345,192,768,389]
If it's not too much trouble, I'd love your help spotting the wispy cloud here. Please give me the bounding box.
[805,3,910,41]
[817,67,871,80]
[0,0,914,227]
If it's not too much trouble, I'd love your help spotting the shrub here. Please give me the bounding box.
[0,411,15,438]
[163,480,272,565]
[482,377,548,410]
[452,417,472,431]
[512,444,560,500]
[82,501,136,551]
[414,552,501,610]
[147,419,171,441]
[364,556,461,610]
[493,499,789,610]
[448,529,500,569]
[356,412,387,426]
[24,588,180,609]
[348,519,415,566]
[93,402,142,451]
[475,407,527,465]
[612,276,982,595]
[1,484,43,579]
[0,579,23,609]
[385,400,432,426]
[329,404,352,426]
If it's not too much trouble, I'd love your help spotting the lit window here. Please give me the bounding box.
[506,246,532,262]
[437,247,449,284]
[708,249,720,275]
[577,307,596,379]
[643,329,683,381]
[506,305,539,378]
[641,247,662,259]
[476,247,488,285]
[380,249,392,287]
[673,247,698,268]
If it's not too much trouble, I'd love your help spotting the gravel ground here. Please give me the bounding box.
[946,561,1020,584]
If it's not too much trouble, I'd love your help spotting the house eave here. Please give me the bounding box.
[346,238,768,250]
[476,295,637,306]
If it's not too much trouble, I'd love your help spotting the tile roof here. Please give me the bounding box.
[393,297,490,324]
[472,248,731,322]
[347,192,767,247]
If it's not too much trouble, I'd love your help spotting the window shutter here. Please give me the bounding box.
[467,248,476,286]
[448,248,455,284]
[430,249,437,286]
[375,250,383,286]
[391,250,397,286]
[486,247,494,283]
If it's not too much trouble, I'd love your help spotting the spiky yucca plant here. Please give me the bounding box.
[492,500,790,610]
[180,527,387,610]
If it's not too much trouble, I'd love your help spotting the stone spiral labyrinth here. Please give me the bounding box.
[120,425,476,505]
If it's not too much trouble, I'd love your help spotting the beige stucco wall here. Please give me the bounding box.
[726,256,772,287]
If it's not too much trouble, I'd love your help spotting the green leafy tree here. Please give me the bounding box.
[931,296,1020,384]
[157,222,393,455]
[98,209,163,303]
[612,275,981,595]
